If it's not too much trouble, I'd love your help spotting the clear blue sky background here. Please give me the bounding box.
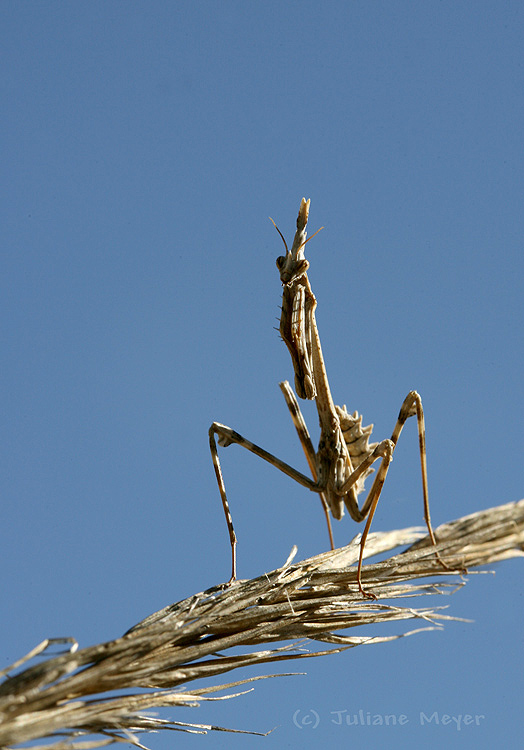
[2,2,523,748]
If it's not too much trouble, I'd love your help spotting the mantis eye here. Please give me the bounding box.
[276,256,286,270]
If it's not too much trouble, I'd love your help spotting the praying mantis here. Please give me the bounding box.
[209,198,448,598]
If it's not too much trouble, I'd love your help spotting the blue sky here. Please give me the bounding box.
[2,2,523,748]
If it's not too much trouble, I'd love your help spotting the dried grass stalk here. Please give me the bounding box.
[1,499,523,749]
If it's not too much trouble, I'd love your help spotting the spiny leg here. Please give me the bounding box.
[394,392,462,574]
[209,421,323,584]
[352,442,394,599]
[391,391,451,566]
[344,390,454,599]
[279,380,335,550]
[209,427,238,585]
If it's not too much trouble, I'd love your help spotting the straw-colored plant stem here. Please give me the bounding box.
[1,500,523,749]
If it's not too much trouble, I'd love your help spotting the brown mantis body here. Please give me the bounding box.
[210,199,447,598]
